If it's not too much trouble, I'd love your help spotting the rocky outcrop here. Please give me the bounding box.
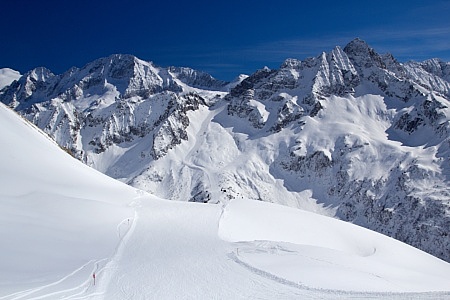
[0,54,219,168]
[168,66,228,90]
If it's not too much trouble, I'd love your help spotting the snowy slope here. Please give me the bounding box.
[0,103,139,296]
[219,200,450,294]
[1,102,450,299]
[89,198,450,299]
[0,68,21,90]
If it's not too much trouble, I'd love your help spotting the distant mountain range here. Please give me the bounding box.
[1,38,449,262]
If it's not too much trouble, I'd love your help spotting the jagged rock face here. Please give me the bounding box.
[1,40,450,263]
[168,66,229,90]
[0,54,224,176]
[420,58,450,82]
[343,38,387,71]
[82,91,203,160]
[394,94,449,137]
[0,67,55,109]
[404,59,450,97]
[226,46,361,131]
[344,39,421,102]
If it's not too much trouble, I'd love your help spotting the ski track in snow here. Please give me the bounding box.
[0,260,105,300]
[88,201,319,299]
[6,197,448,299]
[0,260,99,300]
[227,250,450,300]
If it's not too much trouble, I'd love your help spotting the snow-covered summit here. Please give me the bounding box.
[0,54,229,111]
[343,38,386,70]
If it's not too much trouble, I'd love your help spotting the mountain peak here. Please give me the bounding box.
[343,38,374,58]
[345,38,369,49]
[82,54,142,80]
[24,67,54,82]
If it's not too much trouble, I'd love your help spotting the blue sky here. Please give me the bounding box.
[2,0,450,80]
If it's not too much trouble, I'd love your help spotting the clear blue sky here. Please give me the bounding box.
[2,0,450,80]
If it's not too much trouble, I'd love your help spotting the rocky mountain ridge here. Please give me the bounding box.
[1,39,449,262]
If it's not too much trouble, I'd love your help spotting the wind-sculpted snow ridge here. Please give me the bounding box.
[1,39,449,262]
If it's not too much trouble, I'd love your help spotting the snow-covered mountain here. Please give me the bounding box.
[0,68,21,89]
[1,39,449,263]
[1,101,450,298]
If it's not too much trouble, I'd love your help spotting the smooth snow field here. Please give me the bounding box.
[0,68,21,90]
[1,102,450,299]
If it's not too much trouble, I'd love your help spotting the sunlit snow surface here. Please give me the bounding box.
[0,68,21,90]
[1,102,449,299]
